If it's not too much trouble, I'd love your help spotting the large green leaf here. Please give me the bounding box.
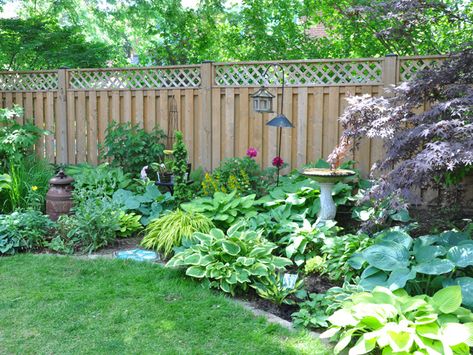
[436,231,469,247]
[444,277,473,310]
[415,245,447,263]
[432,286,462,314]
[221,240,241,256]
[447,245,473,268]
[386,268,416,291]
[377,230,413,250]
[185,266,206,278]
[362,242,409,271]
[414,258,455,275]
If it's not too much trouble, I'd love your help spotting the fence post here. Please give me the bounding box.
[200,61,213,171]
[382,53,398,94]
[57,68,68,164]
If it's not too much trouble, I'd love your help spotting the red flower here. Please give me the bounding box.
[246,147,258,158]
[272,156,284,168]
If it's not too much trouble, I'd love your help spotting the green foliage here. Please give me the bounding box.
[0,17,117,70]
[0,106,47,164]
[321,286,473,355]
[292,283,362,329]
[141,209,214,257]
[100,122,166,176]
[166,222,292,295]
[1,157,54,213]
[180,190,259,230]
[0,210,54,255]
[67,163,132,203]
[54,199,121,253]
[251,273,303,305]
[350,227,473,307]
[280,220,339,267]
[319,233,374,282]
[112,184,174,225]
[116,211,142,238]
[172,131,191,204]
[202,156,270,197]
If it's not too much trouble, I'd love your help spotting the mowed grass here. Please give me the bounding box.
[0,255,329,355]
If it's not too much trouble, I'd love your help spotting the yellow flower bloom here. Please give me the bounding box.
[31,185,38,191]
[163,150,174,155]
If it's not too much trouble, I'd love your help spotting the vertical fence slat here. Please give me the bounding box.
[98,91,109,153]
[66,91,76,164]
[24,93,33,121]
[123,91,132,123]
[296,87,308,167]
[266,88,278,166]
[282,87,293,173]
[224,88,235,159]
[45,92,55,162]
[34,92,45,157]
[324,87,339,158]
[88,92,98,165]
[211,88,221,169]
[358,86,372,175]
[5,92,13,108]
[238,88,249,157]
[135,90,144,128]
[14,93,23,124]
[310,87,323,163]
[76,91,87,163]
[184,89,194,166]
[145,90,156,132]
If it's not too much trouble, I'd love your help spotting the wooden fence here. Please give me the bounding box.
[0,55,446,176]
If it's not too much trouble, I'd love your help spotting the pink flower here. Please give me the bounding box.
[246,147,258,158]
[272,156,284,168]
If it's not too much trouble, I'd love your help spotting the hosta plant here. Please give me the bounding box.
[250,273,303,305]
[349,227,473,308]
[180,190,259,230]
[321,286,473,355]
[166,221,292,295]
[117,211,142,238]
[141,210,214,257]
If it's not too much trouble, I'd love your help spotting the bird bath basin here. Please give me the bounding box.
[302,168,356,223]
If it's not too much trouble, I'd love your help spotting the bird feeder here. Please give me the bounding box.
[250,86,274,113]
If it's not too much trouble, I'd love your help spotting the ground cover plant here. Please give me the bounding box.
[0,255,329,354]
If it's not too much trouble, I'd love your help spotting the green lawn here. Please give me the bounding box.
[0,255,329,354]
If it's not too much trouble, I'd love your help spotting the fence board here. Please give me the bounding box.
[296,87,308,167]
[88,92,98,165]
[224,88,235,159]
[211,88,221,169]
[45,92,55,162]
[67,91,76,164]
[76,91,87,163]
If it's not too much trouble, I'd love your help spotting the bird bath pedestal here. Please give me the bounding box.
[302,168,356,223]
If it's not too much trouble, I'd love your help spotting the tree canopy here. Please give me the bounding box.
[1,0,471,69]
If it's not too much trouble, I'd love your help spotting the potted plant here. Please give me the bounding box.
[153,150,174,183]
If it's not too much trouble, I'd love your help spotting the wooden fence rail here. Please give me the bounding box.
[0,55,446,176]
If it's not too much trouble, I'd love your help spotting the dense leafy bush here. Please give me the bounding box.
[180,190,259,230]
[172,131,191,203]
[350,227,473,308]
[321,286,473,354]
[202,156,270,197]
[100,121,166,175]
[112,184,174,225]
[167,222,292,295]
[0,210,54,255]
[318,232,374,282]
[141,209,214,256]
[116,211,142,238]
[53,199,121,253]
[67,163,133,203]
[0,106,47,165]
[336,49,473,224]
[292,283,362,329]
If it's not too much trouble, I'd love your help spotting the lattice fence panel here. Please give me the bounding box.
[0,72,58,91]
[68,67,201,89]
[399,57,445,82]
[214,60,383,86]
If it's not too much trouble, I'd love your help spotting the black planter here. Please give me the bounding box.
[158,172,173,183]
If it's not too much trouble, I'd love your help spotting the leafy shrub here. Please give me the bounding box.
[116,211,142,238]
[202,156,267,196]
[180,190,259,230]
[0,106,47,165]
[67,163,132,203]
[54,199,121,253]
[292,283,362,329]
[319,232,374,282]
[100,121,166,175]
[166,222,292,295]
[172,131,192,203]
[112,184,174,225]
[251,273,303,305]
[280,220,339,267]
[350,227,473,307]
[321,286,473,354]
[0,210,54,255]
[141,210,214,256]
